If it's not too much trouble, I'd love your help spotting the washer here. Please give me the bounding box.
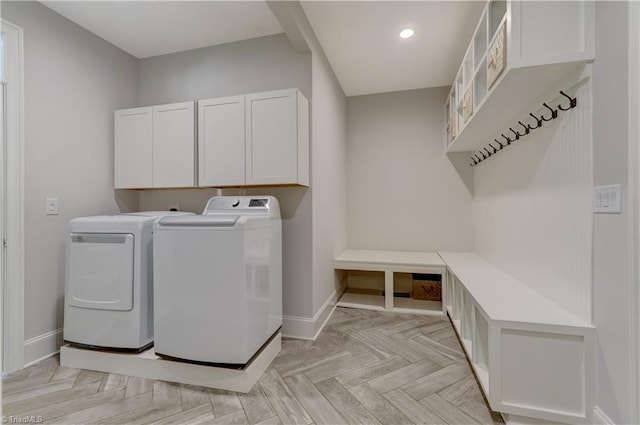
[64,211,191,352]
[153,196,282,366]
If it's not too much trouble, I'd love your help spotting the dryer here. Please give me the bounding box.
[153,196,282,366]
[64,211,191,351]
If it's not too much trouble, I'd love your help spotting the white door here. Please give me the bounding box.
[1,19,24,374]
[114,106,153,189]
[153,101,195,188]
[67,233,134,311]
[0,32,6,375]
[630,2,640,421]
[198,96,245,187]
[246,89,298,185]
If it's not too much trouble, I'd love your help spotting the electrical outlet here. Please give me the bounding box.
[46,198,58,215]
[594,185,622,214]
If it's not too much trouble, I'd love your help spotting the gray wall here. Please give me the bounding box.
[592,2,634,423]
[275,2,349,316]
[310,52,348,314]
[138,33,311,105]
[346,88,473,252]
[1,1,139,341]
[136,34,315,319]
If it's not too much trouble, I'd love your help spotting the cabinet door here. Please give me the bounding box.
[114,107,153,189]
[246,89,300,185]
[198,96,245,187]
[152,102,195,188]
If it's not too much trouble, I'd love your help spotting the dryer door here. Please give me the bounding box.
[67,233,134,311]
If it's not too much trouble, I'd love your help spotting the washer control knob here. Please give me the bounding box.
[232,199,240,207]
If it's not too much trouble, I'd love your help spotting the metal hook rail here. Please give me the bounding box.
[469,90,577,167]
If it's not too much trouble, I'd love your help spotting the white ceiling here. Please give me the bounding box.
[301,1,485,96]
[41,1,484,96]
[41,1,284,59]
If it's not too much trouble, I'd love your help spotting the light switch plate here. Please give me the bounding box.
[46,198,58,215]
[594,185,622,214]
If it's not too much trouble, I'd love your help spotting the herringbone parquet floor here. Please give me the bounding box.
[2,307,503,424]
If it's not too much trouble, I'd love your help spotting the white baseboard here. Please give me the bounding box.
[501,414,567,425]
[282,282,347,340]
[281,315,317,340]
[592,407,615,425]
[24,328,64,367]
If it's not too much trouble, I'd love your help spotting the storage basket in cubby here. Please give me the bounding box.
[412,273,442,301]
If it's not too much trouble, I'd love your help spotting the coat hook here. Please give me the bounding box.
[541,103,558,121]
[465,90,577,169]
[558,90,577,111]
[528,113,542,130]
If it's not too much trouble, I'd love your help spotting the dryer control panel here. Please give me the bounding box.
[203,196,278,216]
[249,199,268,207]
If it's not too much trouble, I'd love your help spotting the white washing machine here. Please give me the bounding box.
[63,211,192,351]
[153,196,282,366]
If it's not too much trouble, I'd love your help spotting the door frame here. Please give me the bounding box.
[629,1,640,423]
[1,19,25,374]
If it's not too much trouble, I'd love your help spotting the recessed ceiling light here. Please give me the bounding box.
[399,28,414,39]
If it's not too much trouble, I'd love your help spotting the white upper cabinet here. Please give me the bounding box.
[197,88,309,188]
[198,96,246,187]
[115,102,195,189]
[114,107,153,189]
[246,89,309,186]
[446,0,594,152]
[116,89,308,189]
[152,102,195,188]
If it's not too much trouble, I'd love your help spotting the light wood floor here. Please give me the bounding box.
[2,307,503,424]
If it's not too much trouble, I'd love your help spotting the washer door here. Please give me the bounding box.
[67,233,134,311]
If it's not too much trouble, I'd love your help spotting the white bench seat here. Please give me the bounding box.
[334,249,446,316]
[438,251,595,425]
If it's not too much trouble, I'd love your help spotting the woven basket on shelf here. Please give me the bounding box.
[412,274,441,301]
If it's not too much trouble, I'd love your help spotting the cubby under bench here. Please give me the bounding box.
[439,252,595,425]
[333,249,446,315]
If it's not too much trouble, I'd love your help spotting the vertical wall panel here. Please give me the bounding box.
[473,71,593,322]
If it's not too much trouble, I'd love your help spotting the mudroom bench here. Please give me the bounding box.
[333,249,446,315]
[439,252,595,425]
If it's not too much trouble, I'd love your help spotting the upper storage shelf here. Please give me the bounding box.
[445,0,594,153]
